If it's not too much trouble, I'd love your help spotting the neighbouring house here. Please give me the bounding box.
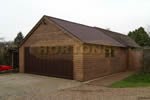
[19,15,143,81]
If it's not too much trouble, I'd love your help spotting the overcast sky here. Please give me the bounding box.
[0,0,150,41]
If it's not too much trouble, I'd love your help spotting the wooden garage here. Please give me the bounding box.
[19,15,142,81]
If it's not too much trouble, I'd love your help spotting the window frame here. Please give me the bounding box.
[105,47,115,57]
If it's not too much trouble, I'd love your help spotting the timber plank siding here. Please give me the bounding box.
[24,47,73,79]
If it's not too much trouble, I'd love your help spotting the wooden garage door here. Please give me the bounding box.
[24,46,73,79]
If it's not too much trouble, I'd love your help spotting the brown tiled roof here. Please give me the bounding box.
[20,15,139,48]
[46,16,125,47]
[94,27,140,48]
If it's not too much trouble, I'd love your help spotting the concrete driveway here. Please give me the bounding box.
[0,73,81,100]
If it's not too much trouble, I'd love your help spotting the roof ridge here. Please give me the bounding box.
[94,27,127,36]
[45,15,127,37]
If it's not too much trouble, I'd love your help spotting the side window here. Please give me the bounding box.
[105,48,110,57]
[105,47,115,57]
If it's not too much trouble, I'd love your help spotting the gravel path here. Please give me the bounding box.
[0,72,150,100]
[0,73,81,100]
[46,71,150,100]
[48,85,150,100]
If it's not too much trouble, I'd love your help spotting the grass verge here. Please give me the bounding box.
[109,72,150,88]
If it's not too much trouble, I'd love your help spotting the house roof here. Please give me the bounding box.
[20,15,140,48]
[46,16,126,47]
[94,27,140,48]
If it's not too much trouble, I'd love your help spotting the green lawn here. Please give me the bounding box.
[109,72,150,88]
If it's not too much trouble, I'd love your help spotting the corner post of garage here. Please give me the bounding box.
[73,44,84,81]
